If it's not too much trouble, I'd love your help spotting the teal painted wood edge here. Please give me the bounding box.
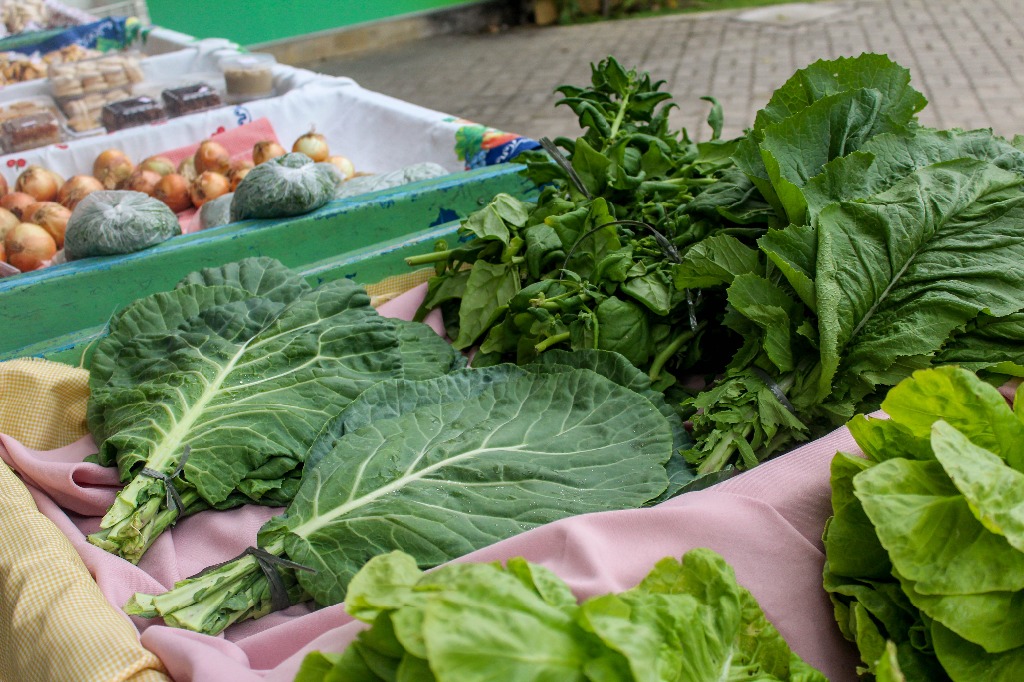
[0,164,534,362]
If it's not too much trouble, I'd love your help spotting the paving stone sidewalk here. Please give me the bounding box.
[304,0,1023,143]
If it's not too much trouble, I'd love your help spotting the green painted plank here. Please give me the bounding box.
[147,0,482,47]
[0,164,534,363]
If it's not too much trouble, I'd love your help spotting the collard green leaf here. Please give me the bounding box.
[91,279,404,506]
[815,160,1024,403]
[272,369,672,606]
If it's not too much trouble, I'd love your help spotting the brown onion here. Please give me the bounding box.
[178,156,198,183]
[124,169,162,197]
[189,171,231,208]
[0,206,19,241]
[5,222,56,271]
[293,129,329,162]
[154,173,192,212]
[58,175,104,210]
[0,192,36,219]
[139,155,176,177]
[15,166,60,202]
[227,159,253,191]
[93,149,135,189]
[0,239,4,263]
[26,202,70,249]
[0,173,8,197]
[194,140,231,175]
[253,140,286,165]
[326,155,356,180]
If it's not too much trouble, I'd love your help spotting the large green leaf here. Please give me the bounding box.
[931,421,1024,553]
[854,458,1024,596]
[932,621,1024,681]
[91,279,405,506]
[823,452,890,579]
[937,312,1024,375]
[803,128,1024,222]
[270,368,672,606]
[815,160,1024,402]
[753,53,926,132]
[878,367,1024,470]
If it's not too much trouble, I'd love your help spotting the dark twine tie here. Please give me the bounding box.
[189,546,317,612]
[752,367,797,415]
[140,445,192,520]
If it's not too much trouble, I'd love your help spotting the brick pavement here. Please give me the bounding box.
[302,0,1024,144]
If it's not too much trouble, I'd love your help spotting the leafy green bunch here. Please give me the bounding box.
[296,548,826,682]
[824,366,1024,680]
[408,57,752,389]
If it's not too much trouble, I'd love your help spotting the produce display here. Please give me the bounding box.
[85,257,464,563]
[6,46,1024,682]
[125,347,684,634]
[0,128,362,274]
[824,367,1024,679]
[409,53,1024,476]
[295,548,826,681]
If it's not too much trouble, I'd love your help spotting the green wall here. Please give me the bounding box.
[147,0,480,47]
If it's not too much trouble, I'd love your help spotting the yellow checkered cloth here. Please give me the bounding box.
[0,358,169,682]
[0,357,91,450]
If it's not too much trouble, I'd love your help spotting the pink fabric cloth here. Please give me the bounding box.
[1,283,861,681]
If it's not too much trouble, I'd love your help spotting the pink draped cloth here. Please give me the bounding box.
[0,284,861,681]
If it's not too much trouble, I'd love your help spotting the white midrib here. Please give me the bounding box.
[290,441,528,538]
[146,339,253,471]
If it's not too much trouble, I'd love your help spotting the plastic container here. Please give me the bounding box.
[100,96,166,132]
[219,53,275,104]
[161,82,223,117]
[0,110,63,152]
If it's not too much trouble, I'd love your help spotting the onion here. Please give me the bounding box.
[0,192,36,219]
[292,129,329,162]
[189,171,231,208]
[326,155,356,180]
[5,222,56,271]
[0,173,8,196]
[124,169,162,197]
[15,166,60,202]
[25,202,70,249]
[139,155,176,177]
[0,239,4,264]
[154,173,192,212]
[93,149,135,190]
[0,206,19,241]
[253,140,286,165]
[227,159,253,191]
[58,175,104,210]
[194,140,231,175]
[178,156,198,183]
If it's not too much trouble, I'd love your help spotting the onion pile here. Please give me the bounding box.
[0,123,356,274]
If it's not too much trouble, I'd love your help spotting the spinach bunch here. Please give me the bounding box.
[408,57,759,389]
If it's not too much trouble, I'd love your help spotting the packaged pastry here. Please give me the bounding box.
[1,111,62,153]
[101,96,166,132]
[161,82,223,117]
